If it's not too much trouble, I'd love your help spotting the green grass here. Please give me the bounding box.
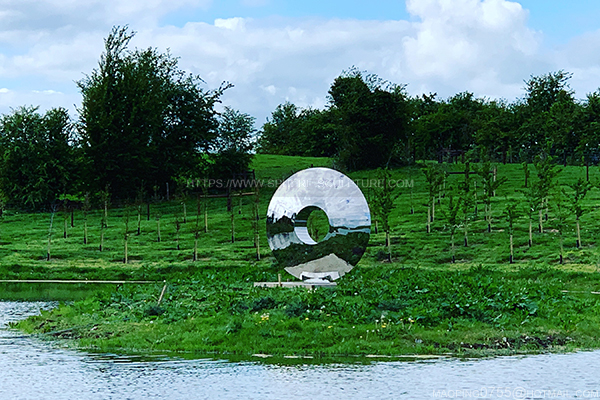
[6,155,600,358]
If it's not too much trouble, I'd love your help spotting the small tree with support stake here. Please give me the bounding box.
[422,164,444,233]
[372,168,399,262]
[504,201,519,263]
[444,191,461,263]
[554,190,569,264]
[565,178,591,248]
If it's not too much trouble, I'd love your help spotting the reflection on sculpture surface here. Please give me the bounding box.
[266,168,371,281]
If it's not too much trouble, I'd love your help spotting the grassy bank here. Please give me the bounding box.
[5,155,600,357]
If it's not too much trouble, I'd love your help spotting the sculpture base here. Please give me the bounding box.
[254,281,337,289]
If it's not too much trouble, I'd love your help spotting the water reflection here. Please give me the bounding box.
[1,302,600,400]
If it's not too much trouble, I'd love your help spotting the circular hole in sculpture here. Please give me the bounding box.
[294,206,331,245]
[307,208,329,243]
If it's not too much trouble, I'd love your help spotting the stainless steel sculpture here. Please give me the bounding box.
[266,168,371,281]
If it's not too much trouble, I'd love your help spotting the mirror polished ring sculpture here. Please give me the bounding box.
[266,168,371,281]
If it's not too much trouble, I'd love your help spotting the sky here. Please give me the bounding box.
[1,0,600,126]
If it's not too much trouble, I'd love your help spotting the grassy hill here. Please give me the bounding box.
[7,154,600,358]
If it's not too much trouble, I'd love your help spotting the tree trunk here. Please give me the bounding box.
[100,226,104,252]
[256,233,260,261]
[464,222,468,247]
[386,230,391,262]
[451,232,455,263]
[559,236,564,264]
[230,210,235,243]
[137,210,141,235]
[71,209,74,228]
[431,199,435,222]
[576,218,581,248]
[104,201,108,227]
[47,211,55,261]
[157,216,161,242]
[374,220,379,234]
[509,233,514,264]
[182,202,187,223]
[204,204,208,233]
[63,217,67,239]
[586,163,590,182]
[529,219,532,247]
[123,235,128,264]
[84,219,88,245]
[538,209,543,233]
[427,207,431,233]
[193,233,198,261]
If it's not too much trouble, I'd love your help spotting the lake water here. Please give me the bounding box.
[1,301,599,399]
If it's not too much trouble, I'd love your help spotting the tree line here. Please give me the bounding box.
[258,68,600,171]
[0,26,255,210]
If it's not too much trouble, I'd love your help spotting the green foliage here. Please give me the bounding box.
[77,26,228,199]
[329,68,409,170]
[5,155,600,357]
[209,106,256,180]
[503,201,519,235]
[371,168,398,233]
[565,177,592,219]
[0,106,79,209]
[257,103,337,157]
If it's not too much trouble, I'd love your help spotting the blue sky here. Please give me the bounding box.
[1,0,600,124]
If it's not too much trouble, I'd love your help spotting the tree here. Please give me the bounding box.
[533,155,561,232]
[520,71,576,159]
[422,163,444,233]
[459,160,475,246]
[504,201,519,263]
[371,168,399,262]
[564,178,592,248]
[257,104,337,157]
[78,26,227,199]
[444,191,461,263]
[210,106,256,180]
[257,102,301,155]
[521,184,541,247]
[0,106,79,209]
[329,68,409,170]
[477,159,507,232]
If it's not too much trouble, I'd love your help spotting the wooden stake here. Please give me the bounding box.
[157,281,167,306]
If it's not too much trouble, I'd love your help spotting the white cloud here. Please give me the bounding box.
[1,0,600,125]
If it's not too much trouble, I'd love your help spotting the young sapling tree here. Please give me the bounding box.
[175,216,181,250]
[478,160,507,232]
[554,190,569,264]
[565,178,592,248]
[254,188,261,260]
[534,156,561,232]
[522,161,529,188]
[123,206,130,263]
[422,164,444,233]
[47,204,57,261]
[459,160,474,246]
[83,192,90,244]
[504,201,519,263]
[522,184,541,247]
[372,168,399,262]
[156,213,161,242]
[444,190,461,263]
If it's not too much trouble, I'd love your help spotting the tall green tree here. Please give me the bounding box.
[78,26,227,199]
[210,106,256,180]
[0,106,78,209]
[328,68,409,170]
